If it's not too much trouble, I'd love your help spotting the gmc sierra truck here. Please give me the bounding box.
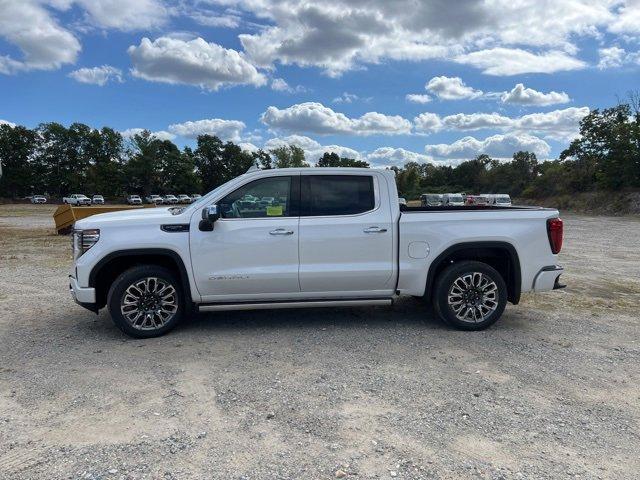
[69,168,565,338]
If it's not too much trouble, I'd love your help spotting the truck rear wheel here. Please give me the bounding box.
[433,261,507,330]
[107,265,185,338]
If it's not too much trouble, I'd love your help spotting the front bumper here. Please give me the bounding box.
[69,275,98,312]
[533,265,565,292]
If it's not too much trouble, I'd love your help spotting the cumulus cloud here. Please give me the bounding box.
[455,48,587,75]
[413,112,443,133]
[0,0,80,74]
[68,65,123,85]
[414,107,588,139]
[264,135,362,162]
[405,94,432,104]
[128,37,267,91]
[0,119,16,127]
[425,133,551,160]
[167,119,246,141]
[270,77,306,93]
[365,147,435,167]
[501,83,570,106]
[426,76,483,100]
[332,92,360,104]
[260,102,412,136]
[598,46,627,69]
[73,0,168,31]
[121,128,176,141]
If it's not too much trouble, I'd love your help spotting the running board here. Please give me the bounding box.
[198,298,393,312]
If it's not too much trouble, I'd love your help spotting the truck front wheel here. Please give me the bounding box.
[433,261,507,330]
[107,265,185,338]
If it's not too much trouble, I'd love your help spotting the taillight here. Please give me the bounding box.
[547,218,563,254]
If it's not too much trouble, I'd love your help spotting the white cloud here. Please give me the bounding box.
[73,0,168,31]
[597,46,627,69]
[455,48,587,75]
[271,77,306,93]
[167,119,246,141]
[264,135,362,162]
[608,1,640,37]
[501,83,570,106]
[0,0,80,74]
[121,128,176,141]
[332,92,359,103]
[238,142,259,152]
[405,94,431,104]
[413,112,442,133]
[260,102,412,136]
[0,119,16,127]
[128,37,267,91]
[415,107,588,139]
[189,10,242,28]
[68,65,123,86]
[425,133,551,160]
[426,76,483,100]
[442,112,513,131]
[514,107,589,141]
[365,147,435,167]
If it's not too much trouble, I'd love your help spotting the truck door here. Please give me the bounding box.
[190,174,300,301]
[298,173,395,295]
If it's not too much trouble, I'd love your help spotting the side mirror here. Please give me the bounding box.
[202,205,220,222]
[199,205,219,231]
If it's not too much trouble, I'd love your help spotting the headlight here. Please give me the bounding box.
[72,229,100,260]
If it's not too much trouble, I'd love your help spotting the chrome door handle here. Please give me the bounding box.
[363,226,387,234]
[269,228,294,235]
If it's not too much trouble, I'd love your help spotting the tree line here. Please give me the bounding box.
[0,100,638,200]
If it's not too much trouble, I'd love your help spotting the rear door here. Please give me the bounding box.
[298,172,395,296]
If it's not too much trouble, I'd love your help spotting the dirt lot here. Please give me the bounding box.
[1,204,639,480]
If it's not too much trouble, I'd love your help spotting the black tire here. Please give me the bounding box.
[107,265,185,338]
[433,260,507,331]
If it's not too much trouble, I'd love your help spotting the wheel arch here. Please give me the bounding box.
[425,241,521,304]
[89,249,193,310]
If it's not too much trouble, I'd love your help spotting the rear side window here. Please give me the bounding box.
[303,175,375,216]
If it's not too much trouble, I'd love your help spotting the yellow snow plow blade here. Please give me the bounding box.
[53,204,155,234]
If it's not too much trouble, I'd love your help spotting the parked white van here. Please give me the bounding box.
[420,193,443,206]
[483,194,512,206]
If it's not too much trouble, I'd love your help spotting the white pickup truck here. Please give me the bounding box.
[63,194,92,206]
[69,168,565,338]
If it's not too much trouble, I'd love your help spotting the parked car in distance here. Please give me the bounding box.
[190,194,202,202]
[126,195,142,205]
[163,194,179,204]
[177,194,191,204]
[146,194,164,205]
[420,193,443,206]
[69,167,565,338]
[465,195,489,206]
[92,195,105,205]
[483,194,512,206]
[63,194,92,206]
[398,197,407,206]
[442,193,464,206]
[31,195,47,204]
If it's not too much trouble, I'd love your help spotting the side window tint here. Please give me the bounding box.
[219,176,292,218]
[305,175,374,216]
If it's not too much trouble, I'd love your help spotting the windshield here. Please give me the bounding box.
[450,195,463,202]
[496,196,510,203]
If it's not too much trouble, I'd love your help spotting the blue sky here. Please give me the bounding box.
[1,0,639,167]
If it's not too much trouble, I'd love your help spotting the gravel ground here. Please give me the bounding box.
[1,204,639,480]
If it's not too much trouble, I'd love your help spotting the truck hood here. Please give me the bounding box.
[75,206,188,229]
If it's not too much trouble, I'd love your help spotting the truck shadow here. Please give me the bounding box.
[180,297,447,334]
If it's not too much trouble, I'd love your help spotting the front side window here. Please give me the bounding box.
[219,176,292,218]
[303,175,375,216]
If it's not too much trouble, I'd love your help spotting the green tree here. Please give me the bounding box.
[124,131,167,196]
[0,125,39,197]
[194,135,256,192]
[315,152,369,167]
[269,145,308,168]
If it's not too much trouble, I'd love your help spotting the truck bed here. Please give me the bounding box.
[400,205,553,212]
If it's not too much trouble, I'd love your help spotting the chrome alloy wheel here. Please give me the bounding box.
[447,272,498,323]
[120,277,178,330]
